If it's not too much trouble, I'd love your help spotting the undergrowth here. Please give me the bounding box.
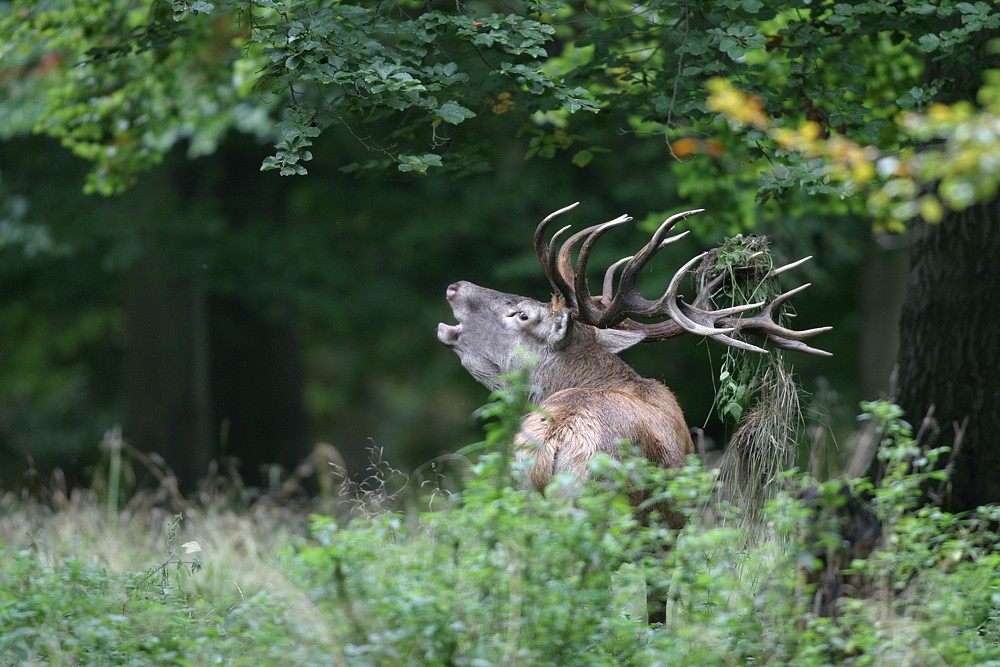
[1,386,998,665]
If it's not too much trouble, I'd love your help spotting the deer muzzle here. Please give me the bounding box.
[437,282,465,345]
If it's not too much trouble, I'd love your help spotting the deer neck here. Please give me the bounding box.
[531,344,640,400]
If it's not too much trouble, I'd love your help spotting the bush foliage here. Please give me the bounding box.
[1,394,998,665]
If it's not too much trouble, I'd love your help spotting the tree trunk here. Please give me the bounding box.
[122,143,312,492]
[210,296,310,488]
[895,200,1000,511]
[124,255,213,489]
[859,236,909,400]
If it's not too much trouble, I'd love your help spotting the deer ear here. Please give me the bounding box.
[547,308,573,348]
[594,327,646,354]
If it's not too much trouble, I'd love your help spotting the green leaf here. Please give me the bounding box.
[397,153,443,175]
[918,34,941,52]
[170,0,214,19]
[571,149,593,167]
[436,101,475,124]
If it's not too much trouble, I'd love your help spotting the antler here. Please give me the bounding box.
[534,203,832,356]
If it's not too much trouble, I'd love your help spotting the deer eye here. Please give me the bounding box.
[508,310,531,322]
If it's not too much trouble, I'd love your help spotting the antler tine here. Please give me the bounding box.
[658,230,692,249]
[770,255,812,277]
[545,224,576,307]
[534,203,580,262]
[743,318,834,342]
[662,252,739,336]
[540,201,582,226]
[571,215,632,323]
[682,300,764,320]
[535,203,581,307]
[763,336,834,357]
[548,224,573,249]
[719,282,833,355]
[650,209,705,247]
[706,333,769,354]
[603,256,632,301]
[608,209,705,325]
[744,283,830,339]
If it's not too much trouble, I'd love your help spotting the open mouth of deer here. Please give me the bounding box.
[437,283,463,345]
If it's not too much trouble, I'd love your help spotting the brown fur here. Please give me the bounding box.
[517,381,692,528]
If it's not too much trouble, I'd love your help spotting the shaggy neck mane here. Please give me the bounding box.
[531,334,642,399]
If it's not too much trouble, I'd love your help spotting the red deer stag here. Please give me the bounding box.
[437,203,829,526]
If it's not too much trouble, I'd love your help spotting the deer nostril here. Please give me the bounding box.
[446,282,461,300]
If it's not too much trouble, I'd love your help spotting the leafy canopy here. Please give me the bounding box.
[1,0,997,228]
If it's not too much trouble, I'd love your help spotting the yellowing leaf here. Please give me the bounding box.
[851,161,875,184]
[671,137,698,157]
[799,120,821,142]
[919,195,945,223]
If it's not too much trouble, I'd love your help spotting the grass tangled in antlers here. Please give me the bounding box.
[698,235,802,528]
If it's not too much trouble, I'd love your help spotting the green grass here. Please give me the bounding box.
[0,489,331,665]
[1,399,999,666]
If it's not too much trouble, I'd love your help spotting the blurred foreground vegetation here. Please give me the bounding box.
[1,392,998,666]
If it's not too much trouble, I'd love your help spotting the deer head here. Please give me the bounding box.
[437,281,646,397]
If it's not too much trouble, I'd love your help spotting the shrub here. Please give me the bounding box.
[0,389,997,665]
[278,392,999,666]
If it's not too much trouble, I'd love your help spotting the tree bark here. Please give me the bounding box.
[895,200,1000,511]
[122,144,311,492]
[859,237,908,400]
[891,24,1000,513]
[124,255,213,489]
[209,296,310,488]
